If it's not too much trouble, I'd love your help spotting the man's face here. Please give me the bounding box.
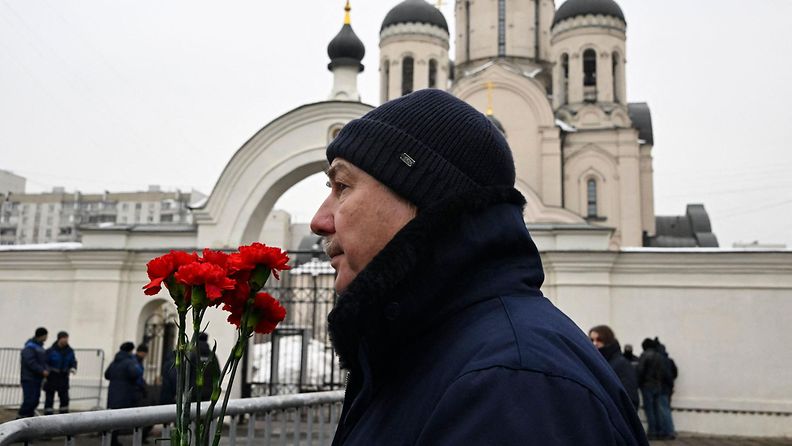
[137,351,147,360]
[58,337,68,348]
[311,158,416,292]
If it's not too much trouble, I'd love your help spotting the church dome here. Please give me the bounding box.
[381,0,449,33]
[327,22,365,71]
[552,0,626,27]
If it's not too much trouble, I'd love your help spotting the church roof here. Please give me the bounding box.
[552,0,626,27]
[646,204,719,248]
[628,102,653,145]
[381,0,448,33]
[327,23,365,72]
[328,2,365,72]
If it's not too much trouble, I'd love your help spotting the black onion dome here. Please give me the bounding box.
[381,0,448,33]
[552,0,626,27]
[328,24,365,72]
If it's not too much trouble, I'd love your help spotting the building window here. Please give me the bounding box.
[612,51,621,103]
[382,60,390,102]
[587,179,598,218]
[135,203,142,210]
[561,53,569,105]
[497,0,506,56]
[583,49,597,87]
[161,214,173,223]
[428,59,438,89]
[401,56,414,95]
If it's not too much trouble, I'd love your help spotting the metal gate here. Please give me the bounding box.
[0,347,105,410]
[245,249,345,396]
[140,306,177,405]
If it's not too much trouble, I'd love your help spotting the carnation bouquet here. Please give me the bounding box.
[143,243,290,446]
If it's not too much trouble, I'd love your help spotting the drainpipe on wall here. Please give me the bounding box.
[534,0,541,61]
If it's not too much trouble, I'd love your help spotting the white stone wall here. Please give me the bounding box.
[1,246,790,436]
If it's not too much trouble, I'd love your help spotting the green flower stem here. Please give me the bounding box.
[191,305,206,444]
[200,332,238,446]
[174,309,188,446]
[210,297,255,446]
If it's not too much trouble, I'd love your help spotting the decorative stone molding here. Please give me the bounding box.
[380,22,450,43]
[551,14,626,38]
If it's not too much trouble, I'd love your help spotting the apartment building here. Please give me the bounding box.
[0,185,204,245]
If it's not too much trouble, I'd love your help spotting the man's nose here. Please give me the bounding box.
[310,196,335,236]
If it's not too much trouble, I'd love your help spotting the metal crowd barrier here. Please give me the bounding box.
[0,390,345,446]
[0,348,105,410]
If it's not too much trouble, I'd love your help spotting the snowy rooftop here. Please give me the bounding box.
[0,242,83,251]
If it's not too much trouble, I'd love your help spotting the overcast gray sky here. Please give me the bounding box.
[1,0,790,248]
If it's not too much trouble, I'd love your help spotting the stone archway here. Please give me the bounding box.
[194,101,374,248]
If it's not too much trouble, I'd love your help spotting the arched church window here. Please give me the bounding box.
[428,59,438,89]
[402,56,414,95]
[383,60,390,101]
[612,51,621,103]
[583,49,597,87]
[587,178,598,218]
[583,49,597,102]
[561,53,569,105]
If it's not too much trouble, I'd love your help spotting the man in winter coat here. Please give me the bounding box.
[637,338,675,440]
[589,325,640,410]
[43,331,77,414]
[105,342,143,446]
[189,332,221,402]
[310,89,648,445]
[18,327,49,418]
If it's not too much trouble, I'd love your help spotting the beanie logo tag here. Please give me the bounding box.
[399,153,416,167]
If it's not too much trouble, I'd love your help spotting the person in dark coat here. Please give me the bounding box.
[43,331,77,414]
[158,350,177,405]
[18,327,49,418]
[189,332,221,402]
[638,338,675,440]
[105,342,142,446]
[310,90,648,445]
[589,325,640,410]
[105,342,142,409]
[623,343,639,364]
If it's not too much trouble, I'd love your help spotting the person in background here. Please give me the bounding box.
[589,325,640,410]
[105,342,142,446]
[43,331,77,414]
[18,327,49,418]
[134,344,149,405]
[189,332,221,402]
[623,344,638,365]
[638,338,676,440]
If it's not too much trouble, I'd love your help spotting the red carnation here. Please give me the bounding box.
[225,292,286,334]
[229,243,291,279]
[174,262,236,301]
[143,250,199,296]
[201,248,230,269]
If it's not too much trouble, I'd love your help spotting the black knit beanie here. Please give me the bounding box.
[327,89,516,208]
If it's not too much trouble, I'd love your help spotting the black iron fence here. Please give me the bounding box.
[245,250,345,396]
[0,347,105,410]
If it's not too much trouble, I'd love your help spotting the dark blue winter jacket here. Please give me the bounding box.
[327,188,648,445]
[46,343,77,373]
[21,339,48,382]
[104,351,143,409]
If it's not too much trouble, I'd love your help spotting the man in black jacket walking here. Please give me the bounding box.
[18,327,49,418]
[311,89,648,445]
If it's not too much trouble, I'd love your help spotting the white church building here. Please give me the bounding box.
[0,0,790,437]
